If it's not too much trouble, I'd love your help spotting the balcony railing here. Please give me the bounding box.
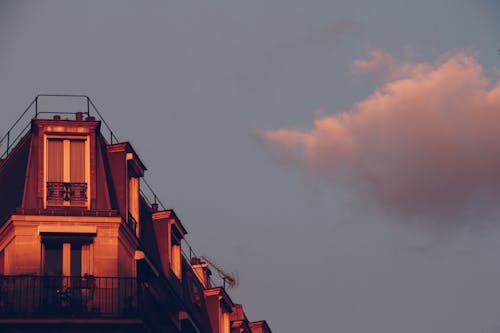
[46,182,87,206]
[0,275,138,317]
[127,212,138,235]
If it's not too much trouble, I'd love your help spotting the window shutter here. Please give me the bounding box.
[47,139,64,182]
[70,140,86,183]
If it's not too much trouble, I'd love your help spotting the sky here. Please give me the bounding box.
[1,1,500,332]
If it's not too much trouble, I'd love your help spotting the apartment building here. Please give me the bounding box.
[0,95,271,333]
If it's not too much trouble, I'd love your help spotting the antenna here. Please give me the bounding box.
[201,256,239,289]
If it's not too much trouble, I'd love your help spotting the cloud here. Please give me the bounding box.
[351,49,432,81]
[259,51,500,217]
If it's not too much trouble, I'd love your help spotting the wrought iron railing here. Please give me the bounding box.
[127,212,138,235]
[46,182,87,206]
[0,95,119,160]
[0,275,138,317]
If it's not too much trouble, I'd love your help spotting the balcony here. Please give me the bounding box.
[46,182,87,206]
[0,275,138,318]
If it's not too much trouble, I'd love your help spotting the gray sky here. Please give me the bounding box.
[1,1,500,332]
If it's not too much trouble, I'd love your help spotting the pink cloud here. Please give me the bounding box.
[351,49,432,81]
[260,51,500,216]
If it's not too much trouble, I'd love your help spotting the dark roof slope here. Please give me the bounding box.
[0,132,32,224]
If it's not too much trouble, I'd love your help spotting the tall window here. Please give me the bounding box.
[46,138,88,207]
[42,239,92,277]
[128,176,140,236]
[220,309,230,333]
[169,223,183,280]
[171,238,181,279]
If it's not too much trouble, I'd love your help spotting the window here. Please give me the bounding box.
[42,239,93,277]
[169,223,183,280]
[220,309,230,333]
[128,176,140,235]
[189,277,203,306]
[45,137,89,207]
[171,238,181,279]
[41,238,94,310]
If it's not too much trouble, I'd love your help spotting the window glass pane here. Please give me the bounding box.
[172,244,181,278]
[129,176,140,223]
[70,140,86,183]
[71,243,82,276]
[47,139,64,182]
[44,240,62,275]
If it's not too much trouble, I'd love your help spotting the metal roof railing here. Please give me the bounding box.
[181,238,220,288]
[0,94,120,160]
[140,178,168,211]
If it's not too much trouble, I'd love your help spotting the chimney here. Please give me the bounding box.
[53,115,61,120]
[75,112,83,121]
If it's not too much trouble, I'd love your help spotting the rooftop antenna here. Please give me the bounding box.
[201,256,239,289]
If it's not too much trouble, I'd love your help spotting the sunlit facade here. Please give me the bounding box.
[0,95,271,333]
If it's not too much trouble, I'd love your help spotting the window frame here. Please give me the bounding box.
[43,134,91,209]
[40,235,94,277]
[170,226,182,280]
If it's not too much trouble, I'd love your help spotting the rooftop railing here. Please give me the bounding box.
[0,94,120,160]
[181,239,232,289]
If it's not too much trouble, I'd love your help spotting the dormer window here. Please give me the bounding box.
[45,136,89,208]
[151,209,187,280]
[204,288,234,333]
[171,235,181,279]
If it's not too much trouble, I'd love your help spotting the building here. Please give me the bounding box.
[0,95,272,333]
